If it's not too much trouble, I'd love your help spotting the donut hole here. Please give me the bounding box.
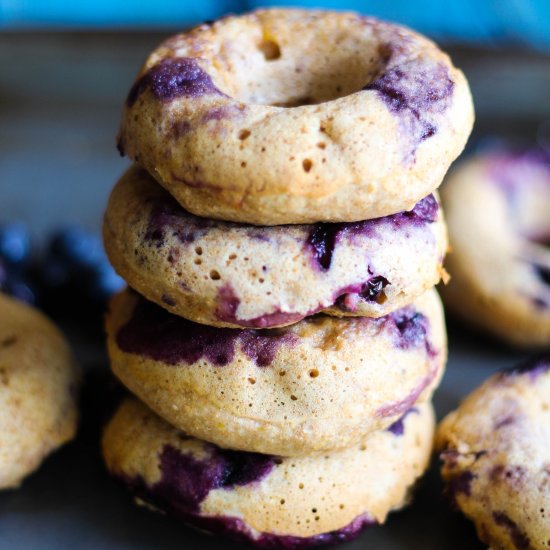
[258,39,281,61]
[216,23,387,107]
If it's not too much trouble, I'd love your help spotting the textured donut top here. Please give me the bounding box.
[117,9,474,224]
[124,15,453,146]
[437,356,550,550]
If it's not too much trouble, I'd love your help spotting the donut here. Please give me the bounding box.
[103,395,434,547]
[104,166,448,329]
[441,150,550,347]
[436,356,550,550]
[0,293,79,489]
[105,288,445,456]
[116,8,474,225]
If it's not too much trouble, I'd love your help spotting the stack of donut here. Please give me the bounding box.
[101,9,474,546]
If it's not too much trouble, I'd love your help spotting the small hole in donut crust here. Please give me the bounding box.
[238,129,251,140]
[209,270,221,280]
[302,159,313,172]
[259,39,281,61]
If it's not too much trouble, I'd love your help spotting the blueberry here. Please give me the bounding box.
[4,277,36,304]
[40,258,72,288]
[0,223,31,265]
[535,264,550,286]
[84,261,124,302]
[0,258,7,287]
[49,227,103,268]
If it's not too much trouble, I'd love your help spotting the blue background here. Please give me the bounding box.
[1,0,550,50]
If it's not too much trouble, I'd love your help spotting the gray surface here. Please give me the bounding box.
[0,32,547,549]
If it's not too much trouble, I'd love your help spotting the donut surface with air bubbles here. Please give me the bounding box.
[117,8,474,225]
[104,166,448,328]
[105,288,446,456]
[103,395,434,547]
[436,356,550,550]
[441,150,550,347]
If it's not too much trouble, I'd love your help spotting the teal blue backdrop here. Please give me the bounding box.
[1,1,549,50]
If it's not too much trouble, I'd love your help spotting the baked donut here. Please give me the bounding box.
[105,288,445,456]
[436,355,550,550]
[0,293,79,489]
[441,150,550,347]
[104,166,447,328]
[117,8,474,225]
[103,395,434,547]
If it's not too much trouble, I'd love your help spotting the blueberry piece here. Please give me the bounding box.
[0,223,31,265]
[49,227,103,268]
[359,276,390,302]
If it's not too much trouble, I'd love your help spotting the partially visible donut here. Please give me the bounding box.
[436,356,550,550]
[0,293,79,489]
[104,166,447,328]
[117,9,473,225]
[105,288,446,456]
[103,395,435,547]
[441,150,550,347]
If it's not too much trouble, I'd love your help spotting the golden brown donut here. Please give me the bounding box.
[117,9,474,224]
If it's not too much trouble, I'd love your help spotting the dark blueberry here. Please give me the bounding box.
[534,263,550,286]
[0,258,7,287]
[49,227,103,268]
[359,276,390,302]
[393,310,429,349]
[307,223,344,271]
[2,272,37,304]
[386,407,417,436]
[0,223,31,265]
[40,258,72,289]
[85,261,125,302]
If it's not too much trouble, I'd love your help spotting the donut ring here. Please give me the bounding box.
[0,293,79,489]
[104,166,447,328]
[105,289,445,456]
[117,9,474,225]
[441,150,550,347]
[436,356,550,550]
[103,396,434,546]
